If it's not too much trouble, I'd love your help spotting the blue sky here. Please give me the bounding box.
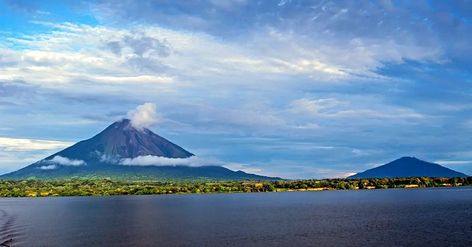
[0,0,471,178]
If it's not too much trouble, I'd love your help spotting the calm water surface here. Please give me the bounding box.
[1,187,471,247]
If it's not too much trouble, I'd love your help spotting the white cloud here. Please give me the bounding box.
[0,137,72,151]
[0,137,72,174]
[289,97,424,120]
[434,160,471,166]
[290,98,343,115]
[118,155,267,175]
[127,102,159,130]
[32,156,86,171]
[119,155,220,167]
[0,8,467,179]
[46,155,86,166]
[119,155,270,175]
[90,75,172,84]
[0,20,442,95]
[39,164,57,170]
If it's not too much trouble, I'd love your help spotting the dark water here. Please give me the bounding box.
[1,187,471,247]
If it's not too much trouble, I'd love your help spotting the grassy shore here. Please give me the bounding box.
[0,176,470,197]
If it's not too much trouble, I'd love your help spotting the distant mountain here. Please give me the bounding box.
[1,119,277,180]
[348,156,468,179]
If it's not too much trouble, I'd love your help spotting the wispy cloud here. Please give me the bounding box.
[435,160,471,166]
[0,137,72,151]
[0,18,443,93]
[0,138,74,173]
[0,1,471,177]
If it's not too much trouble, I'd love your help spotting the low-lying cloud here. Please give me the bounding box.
[119,155,222,167]
[39,164,57,170]
[127,102,159,130]
[117,155,265,175]
[49,155,86,166]
[39,155,86,170]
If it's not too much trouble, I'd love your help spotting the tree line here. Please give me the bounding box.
[0,176,471,197]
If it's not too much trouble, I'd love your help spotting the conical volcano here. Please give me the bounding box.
[348,156,468,179]
[1,120,276,180]
[51,119,193,165]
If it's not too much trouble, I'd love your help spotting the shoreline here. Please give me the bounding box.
[1,186,470,199]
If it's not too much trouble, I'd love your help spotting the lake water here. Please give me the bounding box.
[1,187,471,246]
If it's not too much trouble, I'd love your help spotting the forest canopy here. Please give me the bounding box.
[0,177,471,197]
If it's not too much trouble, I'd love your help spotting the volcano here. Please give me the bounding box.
[1,119,277,180]
[348,156,468,179]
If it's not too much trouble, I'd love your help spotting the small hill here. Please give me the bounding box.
[348,156,468,179]
[1,119,278,181]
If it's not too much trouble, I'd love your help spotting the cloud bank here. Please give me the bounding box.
[118,155,265,174]
[127,102,159,130]
[119,155,223,167]
[39,156,86,170]
[49,155,86,166]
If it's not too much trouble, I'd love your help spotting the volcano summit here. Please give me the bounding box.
[1,119,275,180]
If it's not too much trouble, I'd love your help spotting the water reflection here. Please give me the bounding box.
[0,187,471,247]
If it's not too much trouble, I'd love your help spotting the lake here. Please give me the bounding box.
[1,187,471,246]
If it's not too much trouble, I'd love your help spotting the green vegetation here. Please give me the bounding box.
[0,177,471,197]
